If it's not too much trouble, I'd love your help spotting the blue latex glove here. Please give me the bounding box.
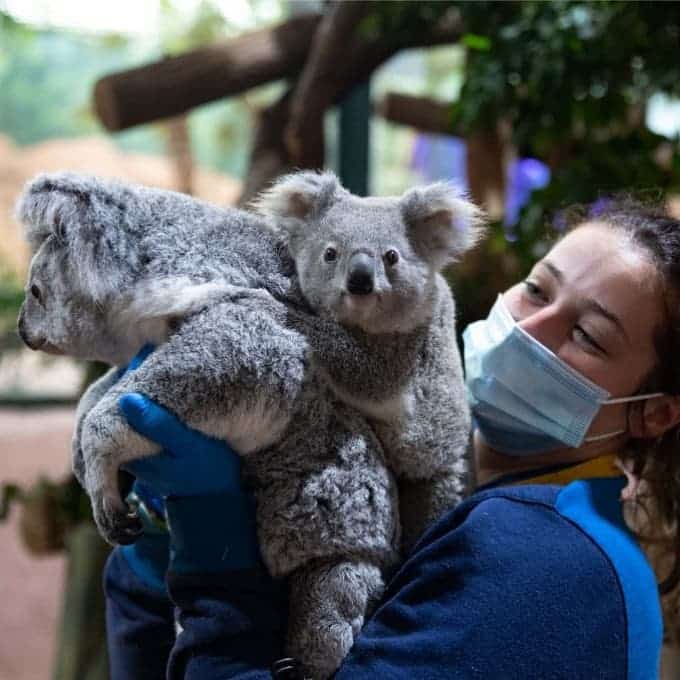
[119,393,259,572]
[120,394,242,497]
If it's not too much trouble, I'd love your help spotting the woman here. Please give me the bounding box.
[107,200,680,679]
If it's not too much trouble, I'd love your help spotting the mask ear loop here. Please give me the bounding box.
[583,428,626,443]
[584,393,665,443]
[602,391,665,405]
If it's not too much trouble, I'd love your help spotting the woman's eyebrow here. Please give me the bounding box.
[539,259,630,344]
[539,259,563,282]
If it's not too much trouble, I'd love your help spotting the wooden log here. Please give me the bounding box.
[237,89,294,207]
[284,5,466,169]
[164,114,194,195]
[285,2,371,168]
[377,92,454,135]
[379,93,509,221]
[93,14,321,131]
[467,124,511,221]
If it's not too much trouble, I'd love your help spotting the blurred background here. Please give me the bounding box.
[1,1,679,678]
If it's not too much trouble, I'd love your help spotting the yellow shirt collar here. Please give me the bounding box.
[513,454,621,487]
[476,454,623,491]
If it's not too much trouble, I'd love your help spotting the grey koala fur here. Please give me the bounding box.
[16,170,481,677]
[253,171,484,552]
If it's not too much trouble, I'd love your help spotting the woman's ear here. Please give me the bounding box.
[629,395,680,439]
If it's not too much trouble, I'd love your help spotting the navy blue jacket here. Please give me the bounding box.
[163,458,662,679]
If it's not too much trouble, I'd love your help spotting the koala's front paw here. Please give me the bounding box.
[80,398,158,545]
[81,431,142,545]
[90,486,142,546]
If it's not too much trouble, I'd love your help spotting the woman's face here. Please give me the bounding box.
[503,221,665,444]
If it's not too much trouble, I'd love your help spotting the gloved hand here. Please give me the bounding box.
[120,394,242,497]
[119,393,260,573]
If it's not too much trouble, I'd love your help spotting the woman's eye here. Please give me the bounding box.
[324,247,337,263]
[384,249,399,266]
[30,284,42,303]
[574,326,605,354]
[523,280,546,301]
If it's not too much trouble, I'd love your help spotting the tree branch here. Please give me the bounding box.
[93,14,321,131]
[284,2,371,168]
[284,5,465,169]
[376,92,458,135]
[237,89,294,207]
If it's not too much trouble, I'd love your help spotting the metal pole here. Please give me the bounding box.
[338,80,370,196]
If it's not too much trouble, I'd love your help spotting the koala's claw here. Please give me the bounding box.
[105,509,143,546]
[92,493,143,545]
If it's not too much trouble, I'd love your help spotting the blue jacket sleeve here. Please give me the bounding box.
[165,487,637,680]
[164,492,288,680]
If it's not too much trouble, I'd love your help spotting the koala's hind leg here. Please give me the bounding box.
[286,559,384,679]
[398,470,469,555]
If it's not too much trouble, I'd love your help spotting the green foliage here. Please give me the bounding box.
[160,0,231,54]
[365,2,680,275]
[0,5,263,178]
[452,1,680,144]
[0,10,147,145]
[0,268,23,337]
[360,2,455,45]
[441,1,680,320]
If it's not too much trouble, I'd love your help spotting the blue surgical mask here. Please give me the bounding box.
[462,295,663,456]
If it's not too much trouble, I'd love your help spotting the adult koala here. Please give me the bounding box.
[16,171,481,677]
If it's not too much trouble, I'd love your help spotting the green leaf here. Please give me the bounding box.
[461,33,492,51]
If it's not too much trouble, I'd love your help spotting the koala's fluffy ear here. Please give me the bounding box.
[16,172,142,301]
[253,171,342,220]
[400,182,486,269]
[251,171,344,250]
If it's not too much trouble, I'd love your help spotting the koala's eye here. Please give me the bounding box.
[324,247,338,263]
[384,249,400,266]
[30,284,43,303]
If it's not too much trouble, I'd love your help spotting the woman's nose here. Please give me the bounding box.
[517,305,565,353]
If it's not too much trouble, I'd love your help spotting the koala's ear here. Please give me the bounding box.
[16,172,141,301]
[400,182,486,269]
[252,171,343,222]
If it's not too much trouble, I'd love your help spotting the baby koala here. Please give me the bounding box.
[254,172,484,551]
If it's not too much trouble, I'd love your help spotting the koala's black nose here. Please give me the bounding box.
[17,312,40,350]
[17,314,29,346]
[347,252,374,295]
[18,326,38,350]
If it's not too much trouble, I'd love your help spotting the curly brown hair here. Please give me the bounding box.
[571,198,680,638]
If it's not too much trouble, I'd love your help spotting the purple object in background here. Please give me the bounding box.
[504,157,551,228]
[411,133,467,188]
[411,133,551,237]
